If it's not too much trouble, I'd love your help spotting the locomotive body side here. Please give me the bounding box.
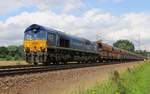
[24,24,99,65]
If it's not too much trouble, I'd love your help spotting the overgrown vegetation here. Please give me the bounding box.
[0,45,24,60]
[75,61,150,94]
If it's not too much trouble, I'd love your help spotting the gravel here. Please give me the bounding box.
[0,62,142,94]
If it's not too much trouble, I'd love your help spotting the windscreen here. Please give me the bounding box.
[24,32,34,40]
[24,29,46,40]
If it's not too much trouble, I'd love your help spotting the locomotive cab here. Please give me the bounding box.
[24,25,47,53]
[24,24,48,64]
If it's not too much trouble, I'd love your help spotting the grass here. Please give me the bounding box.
[75,61,150,94]
[0,60,26,66]
[16,60,21,65]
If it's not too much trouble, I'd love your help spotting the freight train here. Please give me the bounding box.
[23,24,145,65]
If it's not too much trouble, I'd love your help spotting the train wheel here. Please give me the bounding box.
[34,62,38,65]
[61,61,68,65]
[53,61,59,65]
[43,62,50,65]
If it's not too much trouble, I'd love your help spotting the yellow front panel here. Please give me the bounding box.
[24,40,47,52]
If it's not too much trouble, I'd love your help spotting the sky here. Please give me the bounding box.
[0,0,150,51]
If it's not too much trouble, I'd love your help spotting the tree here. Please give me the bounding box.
[7,45,18,57]
[113,40,135,52]
[0,45,24,60]
[7,45,24,60]
[0,47,8,58]
[16,45,24,60]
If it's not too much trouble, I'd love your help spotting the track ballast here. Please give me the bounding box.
[0,63,109,76]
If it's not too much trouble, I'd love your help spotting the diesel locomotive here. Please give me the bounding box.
[23,24,145,65]
[24,24,99,65]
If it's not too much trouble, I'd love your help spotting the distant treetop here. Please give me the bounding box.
[113,40,135,52]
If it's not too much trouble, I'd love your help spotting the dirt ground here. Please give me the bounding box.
[0,61,27,66]
[0,61,142,94]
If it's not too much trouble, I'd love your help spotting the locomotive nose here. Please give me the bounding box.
[24,40,47,52]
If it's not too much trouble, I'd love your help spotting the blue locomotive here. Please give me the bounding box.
[24,24,99,65]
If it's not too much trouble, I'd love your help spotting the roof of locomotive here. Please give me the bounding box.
[25,24,95,44]
[25,24,60,33]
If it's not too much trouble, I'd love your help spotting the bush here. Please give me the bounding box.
[0,45,24,61]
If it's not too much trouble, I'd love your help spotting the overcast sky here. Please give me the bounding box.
[0,0,150,51]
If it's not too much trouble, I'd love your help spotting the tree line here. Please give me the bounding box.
[0,45,24,60]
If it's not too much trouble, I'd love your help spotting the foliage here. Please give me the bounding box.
[75,61,150,94]
[0,46,8,58]
[113,40,135,52]
[0,45,24,60]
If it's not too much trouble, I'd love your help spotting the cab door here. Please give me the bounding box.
[59,36,70,48]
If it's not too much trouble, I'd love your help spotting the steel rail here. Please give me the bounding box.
[0,61,139,77]
[0,63,104,76]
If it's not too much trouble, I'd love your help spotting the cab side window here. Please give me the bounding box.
[48,33,56,45]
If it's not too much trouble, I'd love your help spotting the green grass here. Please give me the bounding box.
[75,61,150,94]
[16,61,21,65]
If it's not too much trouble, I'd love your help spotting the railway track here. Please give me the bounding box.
[0,61,139,77]
[0,63,107,76]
